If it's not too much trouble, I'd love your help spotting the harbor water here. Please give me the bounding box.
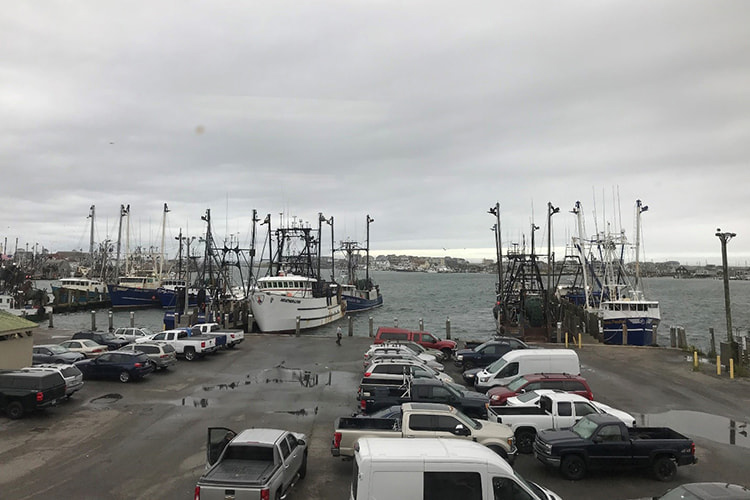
[40,273,750,352]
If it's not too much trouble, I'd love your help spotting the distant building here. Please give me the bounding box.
[0,312,36,369]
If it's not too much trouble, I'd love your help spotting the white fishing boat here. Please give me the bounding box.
[249,215,345,333]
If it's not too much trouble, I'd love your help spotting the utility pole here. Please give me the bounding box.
[715,229,736,348]
[546,202,560,335]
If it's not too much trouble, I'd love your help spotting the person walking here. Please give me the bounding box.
[336,326,342,345]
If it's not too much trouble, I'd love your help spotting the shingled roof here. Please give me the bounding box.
[0,311,39,334]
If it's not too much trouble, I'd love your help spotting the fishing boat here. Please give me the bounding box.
[51,277,108,304]
[339,215,383,312]
[572,199,661,346]
[0,293,51,321]
[249,214,345,333]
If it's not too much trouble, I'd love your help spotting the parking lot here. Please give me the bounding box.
[2,329,750,499]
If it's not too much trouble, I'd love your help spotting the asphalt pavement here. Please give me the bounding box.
[1,328,749,500]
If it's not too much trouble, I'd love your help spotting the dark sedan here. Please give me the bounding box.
[72,331,129,350]
[75,351,155,383]
[32,344,85,364]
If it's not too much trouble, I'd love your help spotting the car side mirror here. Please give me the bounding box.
[297,438,306,446]
[454,424,470,436]
[592,436,603,443]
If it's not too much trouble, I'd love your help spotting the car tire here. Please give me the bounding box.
[441,348,453,359]
[298,452,308,479]
[560,454,586,480]
[119,371,131,383]
[6,401,24,420]
[515,429,536,454]
[463,361,475,370]
[652,456,677,481]
[274,490,282,500]
[184,348,196,361]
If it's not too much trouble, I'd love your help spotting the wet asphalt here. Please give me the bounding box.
[1,328,749,499]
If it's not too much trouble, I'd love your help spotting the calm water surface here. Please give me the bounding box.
[42,273,750,350]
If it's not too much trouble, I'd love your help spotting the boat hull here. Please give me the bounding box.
[600,316,660,346]
[342,293,383,312]
[107,285,161,308]
[250,292,345,333]
[156,288,201,310]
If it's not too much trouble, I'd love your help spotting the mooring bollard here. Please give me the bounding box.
[295,316,301,336]
[348,315,353,336]
[368,316,373,337]
[717,355,721,375]
[130,311,135,327]
[670,326,676,348]
[578,333,582,349]
[394,317,398,327]
[419,318,423,331]
[445,316,451,340]
[565,332,569,348]
[693,351,698,370]
[556,321,562,343]
[108,310,114,332]
[48,311,54,329]
[622,324,628,345]
[730,358,735,379]
[90,310,96,331]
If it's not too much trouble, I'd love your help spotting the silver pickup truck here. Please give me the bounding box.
[196,427,308,500]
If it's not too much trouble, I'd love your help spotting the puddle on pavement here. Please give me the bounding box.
[181,397,210,408]
[273,407,319,417]
[637,410,750,448]
[90,393,123,404]
[259,365,320,387]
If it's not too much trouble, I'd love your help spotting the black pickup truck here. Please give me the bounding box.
[359,378,489,419]
[0,370,67,419]
[533,414,697,481]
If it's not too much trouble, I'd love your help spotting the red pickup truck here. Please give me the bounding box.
[373,327,456,358]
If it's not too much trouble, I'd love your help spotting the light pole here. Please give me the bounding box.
[488,203,502,300]
[716,229,736,347]
[546,202,560,334]
[366,215,374,284]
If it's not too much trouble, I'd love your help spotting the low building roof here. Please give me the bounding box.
[0,311,38,335]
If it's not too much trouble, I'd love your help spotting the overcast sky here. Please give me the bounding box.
[2,1,749,266]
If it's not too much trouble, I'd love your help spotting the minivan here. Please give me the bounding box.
[351,437,561,500]
[473,349,580,393]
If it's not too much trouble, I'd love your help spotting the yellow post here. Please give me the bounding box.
[717,355,721,375]
[565,332,569,348]
[578,333,582,349]
[730,358,734,379]
[693,351,698,370]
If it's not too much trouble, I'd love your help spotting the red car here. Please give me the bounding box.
[487,373,593,406]
[373,327,456,358]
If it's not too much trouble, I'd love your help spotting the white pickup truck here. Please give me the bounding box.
[196,427,307,500]
[139,329,216,361]
[191,322,245,349]
[331,402,517,464]
[487,392,635,454]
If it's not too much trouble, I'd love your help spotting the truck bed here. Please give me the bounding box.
[628,427,688,440]
[200,459,278,485]
[336,417,399,431]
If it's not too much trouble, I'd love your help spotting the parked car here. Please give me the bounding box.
[487,373,594,406]
[474,349,581,392]
[59,339,108,358]
[0,370,67,419]
[453,337,529,370]
[364,358,453,383]
[635,483,750,500]
[32,344,85,364]
[118,342,177,370]
[137,329,217,361]
[391,340,446,362]
[364,344,437,365]
[75,351,155,383]
[365,351,444,372]
[21,364,84,398]
[196,427,307,500]
[71,330,129,350]
[112,327,155,343]
[373,327,457,358]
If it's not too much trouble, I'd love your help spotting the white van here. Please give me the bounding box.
[351,437,561,500]
[474,349,580,393]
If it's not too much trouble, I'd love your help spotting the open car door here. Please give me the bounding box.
[206,427,236,467]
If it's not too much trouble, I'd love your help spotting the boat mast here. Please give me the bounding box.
[366,215,373,285]
[634,199,648,294]
[125,205,131,276]
[88,205,95,266]
[247,209,259,292]
[115,204,128,280]
[572,201,591,311]
[159,203,169,279]
[488,203,502,302]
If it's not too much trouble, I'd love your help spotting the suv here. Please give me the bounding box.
[487,373,593,406]
[75,351,155,383]
[0,370,67,419]
[454,338,529,370]
[32,344,85,364]
[119,342,177,370]
[72,331,129,350]
[112,327,155,343]
[373,328,456,358]
[22,364,84,398]
[364,359,453,384]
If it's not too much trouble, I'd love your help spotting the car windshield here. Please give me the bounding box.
[101,333,116,340]
[506,376,530,391]
[571,417,599,439]
[658,486,701,500]
[82,340,100,347]
[514,391,540,403]
[47,345,67,354]
[474,341,490,352]
[140,328,155,336]
[453,409,480,430]
[512,470,537,495]
[485,357,508,373]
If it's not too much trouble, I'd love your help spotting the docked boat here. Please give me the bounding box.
[52,277,108,304]
[339,215,383,312]
[0,293,51,321]
[107,275,162,308]
[249,215,345,333]
[573,199,661,346]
